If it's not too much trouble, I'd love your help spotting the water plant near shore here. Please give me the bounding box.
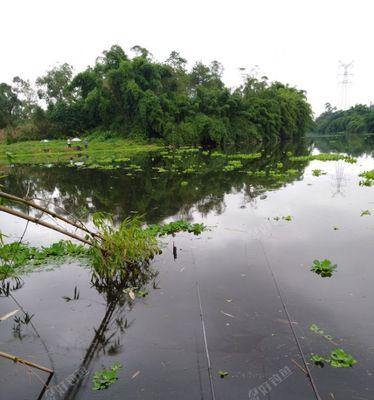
[146,220,206,236]
[0,240,89,279]
[0,207,207,282]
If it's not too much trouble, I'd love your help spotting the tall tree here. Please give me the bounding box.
[36,63,73,104]
[12,76,37,118]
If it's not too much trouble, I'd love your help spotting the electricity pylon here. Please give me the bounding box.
[338,61,354,110]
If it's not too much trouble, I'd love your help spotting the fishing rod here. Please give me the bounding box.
[196,281,216,400]
[245,196,322,399]
[190,247,216,400]
[257,238,322,400]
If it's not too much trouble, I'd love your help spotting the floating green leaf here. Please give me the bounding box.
[329,348,357,368]
[310,354,325,367]
[310,349,356,368]
[218,370,229,378]
[359,170,374,186]
[310,259,337,278]
[92,362,122,391]
[312,169,327,177]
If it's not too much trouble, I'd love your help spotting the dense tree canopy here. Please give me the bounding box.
[1,45,313,146]
[315,103,374,135]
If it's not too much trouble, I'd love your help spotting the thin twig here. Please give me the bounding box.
[291,358,308,375]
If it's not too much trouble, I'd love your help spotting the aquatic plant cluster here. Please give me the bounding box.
[358,170,374,186]
[0,240,88,279]
[311,349,357,368]
[146,220,206,236]
[310,259,337,278]
[289,153,356,163]
[92,362,122,391]
[0,217,207,281]
[1,45,312,146]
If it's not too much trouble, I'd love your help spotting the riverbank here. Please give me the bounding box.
[0,138,162,166]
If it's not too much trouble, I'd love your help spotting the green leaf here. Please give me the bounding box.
[329,349,357,368]
[310,354,325,367]
[92,362,123,390]
[218,370,229,378]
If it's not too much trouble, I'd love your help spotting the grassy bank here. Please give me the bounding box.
[0,138,163,166]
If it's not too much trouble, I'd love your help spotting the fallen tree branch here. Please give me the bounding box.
[0,190,102,240]
[0,350,54,400]
[0,204,102,249]
[0,350,53,374]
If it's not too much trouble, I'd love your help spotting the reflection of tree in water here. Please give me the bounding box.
[312,133,374,157]
[196,194,226,217]
[59,262,158,400]
[3,140,310,225]
[243,183,267,209]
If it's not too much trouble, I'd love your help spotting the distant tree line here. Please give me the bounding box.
[0,45,313,146]
[315,103,374,135]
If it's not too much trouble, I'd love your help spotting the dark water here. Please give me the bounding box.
[1,137,374,400]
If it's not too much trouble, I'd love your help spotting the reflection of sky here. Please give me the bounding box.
[182,157,374,396]
[2,156,374,247]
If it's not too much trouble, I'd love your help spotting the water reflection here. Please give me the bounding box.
[3,140,310,225]
[310,133,374,157]
[2,137,374,399]
[331,160,346,197]
[50,263,157,399]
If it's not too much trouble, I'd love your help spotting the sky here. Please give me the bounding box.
[1,0,373,116]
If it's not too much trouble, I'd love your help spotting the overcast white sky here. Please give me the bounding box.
[1,0,373,115]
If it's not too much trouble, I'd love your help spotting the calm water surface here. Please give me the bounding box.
[1,137,374,399]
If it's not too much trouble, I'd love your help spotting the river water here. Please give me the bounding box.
[1,136,374,399]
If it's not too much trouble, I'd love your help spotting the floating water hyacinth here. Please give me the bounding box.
[310,259,337,277]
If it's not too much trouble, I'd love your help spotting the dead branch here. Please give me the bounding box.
[0,204,102,250]
[0,350,53,374]
[0,190,102,240]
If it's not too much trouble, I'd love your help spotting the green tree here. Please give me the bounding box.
[36,63,73,104]
[0,83,20,128]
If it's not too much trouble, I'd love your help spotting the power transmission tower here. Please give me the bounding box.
[338,61,354,110]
